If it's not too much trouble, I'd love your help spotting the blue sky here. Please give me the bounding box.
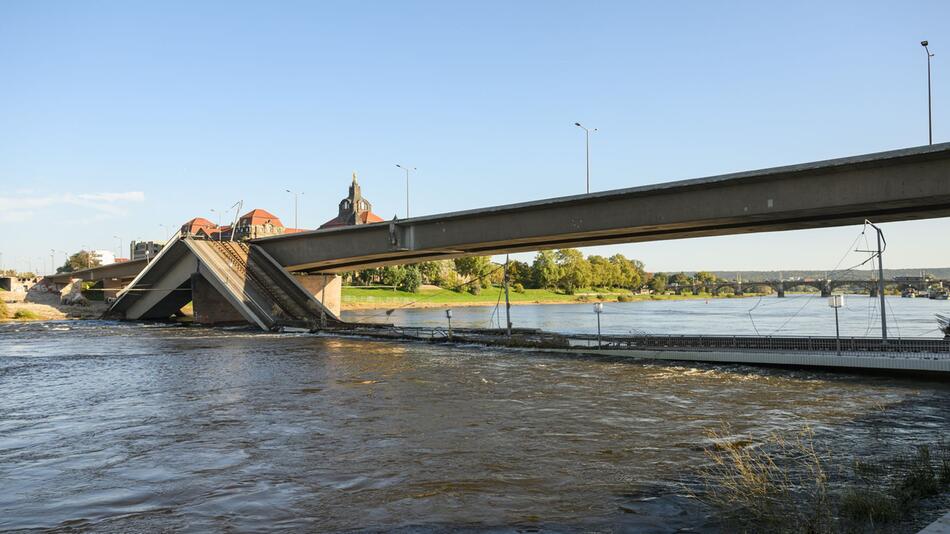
[1,1,947,275]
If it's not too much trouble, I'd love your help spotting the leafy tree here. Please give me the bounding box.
[454,256,491,278]
[588,255,622,288]
[454,256,492,294]
[57,251,101,273]
[416,261,448,285]
[400,266,422,293]
[555,248,591,294]
[695,271,717,284]
[507,260,532,287]
[379,266,406,288]
[531,250,561,289]
[609,254,644,289]
[647,272,668,293]
[670,272,692,287]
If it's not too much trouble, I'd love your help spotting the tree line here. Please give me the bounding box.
[343,249,685,295]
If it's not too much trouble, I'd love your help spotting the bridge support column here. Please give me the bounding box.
[869,286,879,298]
[293,274,342,318]
[101,277,127,301]
[191,273,247,325]
[776,286,785,298]
[820,282,832,298]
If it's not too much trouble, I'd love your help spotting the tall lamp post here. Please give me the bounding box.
[593,302,604,348]
[574,122,597,194]
[828,294,845,356]
[921,41,934,145]
[210,209,223,241]
[396,164,415,218]
[113,235,122,259]
[285,189,303,230]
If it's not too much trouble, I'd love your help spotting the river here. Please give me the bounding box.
[1,296,949,531]
[344,294,950,338]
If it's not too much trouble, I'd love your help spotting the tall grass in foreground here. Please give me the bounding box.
[696,424,950,533]
[697,425,832,533]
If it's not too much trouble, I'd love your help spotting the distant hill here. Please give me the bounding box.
[674,268,950,282]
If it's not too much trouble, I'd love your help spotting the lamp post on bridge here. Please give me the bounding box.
[113,235,122,259]
[575,122,597,194]
[285,189,304,230]
[210,209,223,241]
[396,164,415,218]
[921,41,934,145]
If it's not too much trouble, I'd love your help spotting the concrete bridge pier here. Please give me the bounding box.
[191,273,247,325]
[820,281,832,298]
[292,274,342,318]
[869,286,879,298]
[776,285,786,298]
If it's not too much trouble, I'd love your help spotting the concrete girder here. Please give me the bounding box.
[125,252,199,319]
[252,143,950,273]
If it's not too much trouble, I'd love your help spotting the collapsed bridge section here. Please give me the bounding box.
[108,237,342,330]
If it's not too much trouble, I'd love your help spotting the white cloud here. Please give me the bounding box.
[0,191,146,222]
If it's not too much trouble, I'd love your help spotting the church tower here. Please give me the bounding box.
[320,172,384,229]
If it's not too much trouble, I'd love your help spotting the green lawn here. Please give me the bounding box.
[341,286,760,307]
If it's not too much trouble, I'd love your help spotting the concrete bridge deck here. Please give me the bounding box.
[254,142,950,273]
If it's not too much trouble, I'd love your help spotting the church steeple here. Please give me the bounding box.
[320,173,384,229]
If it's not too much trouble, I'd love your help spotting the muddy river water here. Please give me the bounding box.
[1,300,948,531]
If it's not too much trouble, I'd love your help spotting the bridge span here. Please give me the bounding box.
[254,142,950,273]
[48,142,950,329]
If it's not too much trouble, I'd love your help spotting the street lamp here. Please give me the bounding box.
[574,122,597,194]
[285,189,303,230]
[113,235,121,259]
[828,294,845,356]
[396,164,416,218]
[921,41,934,145]
[593,302,604,348]
[445,308,453,340]
[210,209,223,241]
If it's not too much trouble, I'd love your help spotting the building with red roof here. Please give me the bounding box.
[180,217,217,237]
[180,209,303,242]
[320,173,385,229]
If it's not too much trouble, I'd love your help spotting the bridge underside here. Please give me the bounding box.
[108,238,342,330]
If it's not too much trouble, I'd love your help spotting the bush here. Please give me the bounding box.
[466,280,482,295]
[617,295,632,302]
[0,299,7,319]
[13,309,38,320]
[512,283,525,293]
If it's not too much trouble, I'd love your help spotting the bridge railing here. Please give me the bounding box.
[566,334,950,359]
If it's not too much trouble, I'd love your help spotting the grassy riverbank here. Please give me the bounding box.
[341,286,764,310]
